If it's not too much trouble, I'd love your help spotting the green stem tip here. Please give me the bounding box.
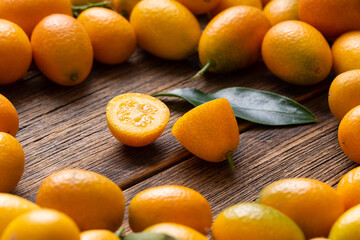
[114,226,124,238]
[189,60,213,81]
[70,73,79,82]
[226,151,235,171]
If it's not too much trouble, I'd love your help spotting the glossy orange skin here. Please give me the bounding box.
[332,31,360,75]
[0,133,25,193]
[1,209,80,240]
[0,0,72,36]
[212,203,305,240]
[176,0,221,14]
[298,0,360,39]
[0,193,39,235]
[263,0,299,26]
[78,8,136,65]
[199,6,271,73]
[262,20,332,85]
[36,169,125,231]
[31,14,93,86]
[337,167,360,210]
[338,106,360,164]
[329,204,360,240]
[259,178,345,239]
[0,95,19,136]
[130,0,201,60]
[80,230,120,240]
[128,185,212,235]
[328,70,360,121]
[0,20,32,85]
[172,98,239,162]
[208,0,262,18]
[145,223,209,240]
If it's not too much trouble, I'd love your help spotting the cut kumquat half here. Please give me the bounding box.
[106,93,170,147]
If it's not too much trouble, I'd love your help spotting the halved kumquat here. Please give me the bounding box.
[106,93,170,147]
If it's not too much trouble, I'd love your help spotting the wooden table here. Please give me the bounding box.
[2,43,356,235]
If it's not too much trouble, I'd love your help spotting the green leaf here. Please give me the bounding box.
[72,1,113,17]
[122,232,178,240]
[153,87,317,126]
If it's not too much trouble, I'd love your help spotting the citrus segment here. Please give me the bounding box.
[106,93,170,147]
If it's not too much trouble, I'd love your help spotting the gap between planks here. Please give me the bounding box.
[119,91,357,236]
[118,82,331,191]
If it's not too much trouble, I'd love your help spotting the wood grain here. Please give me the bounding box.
[120,92,356,235]
[1,48,335,202]
[0,13,354,240]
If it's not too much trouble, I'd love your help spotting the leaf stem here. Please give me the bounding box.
[72,1,113,17]
[226,152,235,171]
[72,1,112,11]
[189,60,213,81]
[114,226,124,238]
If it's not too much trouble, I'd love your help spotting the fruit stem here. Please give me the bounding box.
[226,152,235,171]
[114,226,124,238]
[70,73,79,82]
[189,60,213,81]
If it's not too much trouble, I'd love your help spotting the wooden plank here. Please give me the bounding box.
[1,48,331,201]
[120,92,357,234]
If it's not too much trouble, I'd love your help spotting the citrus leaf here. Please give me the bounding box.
[122,232,178,240]
[153,87,317,126]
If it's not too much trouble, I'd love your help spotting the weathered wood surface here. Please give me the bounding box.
[119,92,357,234]
[1,44,352,236]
